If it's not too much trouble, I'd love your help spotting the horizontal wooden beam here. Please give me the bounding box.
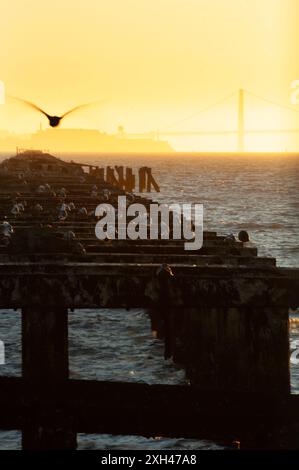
[0,377,298,447]
[0,253,276,267]
[0,264,297,308]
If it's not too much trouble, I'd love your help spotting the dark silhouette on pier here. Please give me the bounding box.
[0,150,298,449]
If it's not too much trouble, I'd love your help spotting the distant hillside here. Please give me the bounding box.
[0,128,173,153]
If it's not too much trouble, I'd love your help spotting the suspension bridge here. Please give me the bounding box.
[128,89,299,152]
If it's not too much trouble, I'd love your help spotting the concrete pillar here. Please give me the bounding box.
[115,166,125,190]
[146,168,160,192]
[139,167,146,193]
[21,306,77,449]
[124,168,135,192]
[175,306,290,394]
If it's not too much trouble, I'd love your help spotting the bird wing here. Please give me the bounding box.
[61,99,108,119]
[7,96,50,118]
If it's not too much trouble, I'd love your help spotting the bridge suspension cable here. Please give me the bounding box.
[155,88,299,151]
[164,91,237,129]
[244,89,299,115]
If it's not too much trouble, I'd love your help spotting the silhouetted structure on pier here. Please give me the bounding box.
[0,151,298,449]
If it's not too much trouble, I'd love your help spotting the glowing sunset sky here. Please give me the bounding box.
[0,0,298,150]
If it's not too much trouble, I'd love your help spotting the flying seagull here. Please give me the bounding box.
[8,96,107,127]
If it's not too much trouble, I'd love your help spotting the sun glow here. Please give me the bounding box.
[0,0,298,152]
[0,81,5,105]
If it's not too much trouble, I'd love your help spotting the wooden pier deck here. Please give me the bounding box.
[0,154,298,449]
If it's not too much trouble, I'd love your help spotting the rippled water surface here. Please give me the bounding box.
[0,153,298,449]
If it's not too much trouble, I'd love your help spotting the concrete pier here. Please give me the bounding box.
[0,151,298,448]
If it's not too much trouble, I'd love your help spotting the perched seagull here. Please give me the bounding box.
[8,96,106,127]
[238,230,250,243]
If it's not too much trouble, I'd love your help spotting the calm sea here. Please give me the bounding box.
[0,152,298,449]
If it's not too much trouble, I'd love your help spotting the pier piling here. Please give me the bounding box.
[0,150,298,449]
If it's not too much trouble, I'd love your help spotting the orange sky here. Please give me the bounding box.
[0,0,298,151]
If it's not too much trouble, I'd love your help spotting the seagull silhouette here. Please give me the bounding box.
[8,96,107,127]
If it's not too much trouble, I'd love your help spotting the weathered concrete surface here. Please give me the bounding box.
[21,305,76,449]
[0,263,297,308]
[0,155,298,449]
[22,306,69,382]
[167,306,290,394]
[1,377,299,448]
[0,253,277,266]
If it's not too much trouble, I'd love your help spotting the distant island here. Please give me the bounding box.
[0,128,173,153]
